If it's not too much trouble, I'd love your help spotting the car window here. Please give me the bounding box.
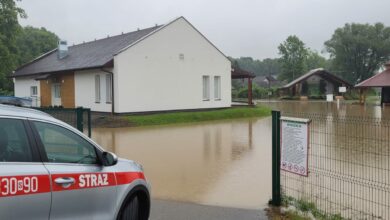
[33,121,98,164]
[0,118,33,162]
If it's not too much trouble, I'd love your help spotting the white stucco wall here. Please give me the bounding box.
[114,17,231,113]
[14,77,41,107]
[74,69,112,112]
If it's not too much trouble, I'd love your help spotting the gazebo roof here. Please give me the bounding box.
[231,68,256,79]
[355,64,390,88]
[281,68,352,89]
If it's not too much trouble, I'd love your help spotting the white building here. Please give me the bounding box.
[13,17,232,113]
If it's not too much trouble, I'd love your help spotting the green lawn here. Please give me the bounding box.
[365,95,380,103]
[126,106,271,126]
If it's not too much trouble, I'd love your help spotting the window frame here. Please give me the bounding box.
[106,74,112,104]
[0,117,41,163]
[202,75,210,101]
[30,86,38,97]
[28,119,104,165]
[53,84,61,98]
[95,75,101,103]
[214,76,221,100]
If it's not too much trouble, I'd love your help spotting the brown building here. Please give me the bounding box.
[279,68,352,98]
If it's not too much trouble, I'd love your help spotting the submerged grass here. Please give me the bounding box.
[281,196,344,220]
[126,105,271,126]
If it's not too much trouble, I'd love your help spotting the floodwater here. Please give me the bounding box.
[91,101,390,215]
[92,117,272,209]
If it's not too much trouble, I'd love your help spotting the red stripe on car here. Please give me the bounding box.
[51,172,117,192]
[0,175,51,197]
[0,172,145,197]
[116,172,145,185]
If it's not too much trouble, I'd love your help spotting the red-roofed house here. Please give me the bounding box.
[355,61,390,105]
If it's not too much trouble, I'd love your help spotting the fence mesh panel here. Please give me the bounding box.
[280,112,390,219]
[36,108,78,127]
[32,108,91,137]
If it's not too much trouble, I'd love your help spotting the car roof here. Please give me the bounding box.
[0,104,104,152]
[0,104,55,121]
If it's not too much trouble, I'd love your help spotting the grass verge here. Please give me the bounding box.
[280,196,344,220]
[126,106,271,127]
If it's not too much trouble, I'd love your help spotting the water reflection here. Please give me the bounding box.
[92,118,272,209]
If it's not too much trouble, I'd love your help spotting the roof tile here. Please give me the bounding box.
[13,26,161,77]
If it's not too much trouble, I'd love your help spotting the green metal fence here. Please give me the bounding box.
[33,107,92,137]
[272,111,390,219]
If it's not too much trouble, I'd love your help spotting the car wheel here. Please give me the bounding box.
[121,195,139,220]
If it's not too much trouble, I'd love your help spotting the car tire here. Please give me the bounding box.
[121,195,140,220]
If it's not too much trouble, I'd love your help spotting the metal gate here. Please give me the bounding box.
[270,110,390,219]
[32,107,91,137]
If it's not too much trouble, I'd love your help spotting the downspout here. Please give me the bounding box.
[100,68,114,114]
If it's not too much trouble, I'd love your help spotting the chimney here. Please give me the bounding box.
[385,61,390,70]
[58,40,68,59]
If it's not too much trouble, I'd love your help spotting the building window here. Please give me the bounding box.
[106,74,112,103]
[202,76,210,101]
[95,75,100,103]
[214,76,221,100]
[53,84,61,98]
[30,86,38,97]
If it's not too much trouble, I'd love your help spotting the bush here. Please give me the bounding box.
[308,95,325,100]
[237,84,270,99]
[343,90,360,100]
[0,89,13,96]
[280,96,300,100]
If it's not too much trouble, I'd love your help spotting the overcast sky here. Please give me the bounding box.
[17,0,390,60]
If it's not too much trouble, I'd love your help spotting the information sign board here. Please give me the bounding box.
[280,117,310,176]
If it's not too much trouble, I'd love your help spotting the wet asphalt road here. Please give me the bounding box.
[150,199,268,220]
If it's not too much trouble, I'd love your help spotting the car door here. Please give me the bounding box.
[30,120,118,220]
[0,117,51,220]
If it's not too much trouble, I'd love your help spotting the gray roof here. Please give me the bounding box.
[281,68,352,89]
[254,75,282,87]
[13,26,161,77]
[282,68,323,89]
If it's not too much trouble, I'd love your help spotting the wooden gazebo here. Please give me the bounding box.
[279,68,352,97]
[355,61,390,105]
[231,68,256,105]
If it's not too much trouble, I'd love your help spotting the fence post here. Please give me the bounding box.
[269,110,281,206]
[87,109,91,138]
[76,107,84,133]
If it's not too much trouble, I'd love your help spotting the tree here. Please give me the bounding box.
[278,35,308,82]
[261,58,281,76]
[0,0,26,92]
[228,57,240,69]
[16,26,58,65]
[325,23,390,84]
[306,50,328,71]
[234,57,259,74]
[0,1,58,94]
[229,57,281,76]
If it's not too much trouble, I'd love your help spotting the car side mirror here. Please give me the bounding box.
[102,151,118,166]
